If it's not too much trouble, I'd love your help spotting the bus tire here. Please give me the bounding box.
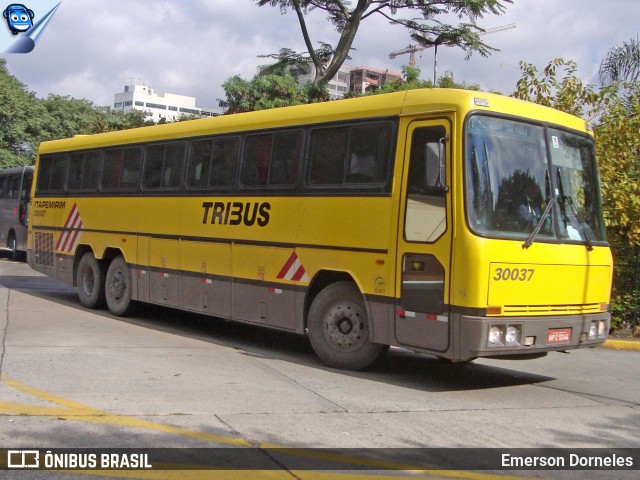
[76,252,106,309]
[105,256,134,316]
[307,281,386,371]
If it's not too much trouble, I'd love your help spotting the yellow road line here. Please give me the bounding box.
[0,375,533,480]
[1,375,251,447]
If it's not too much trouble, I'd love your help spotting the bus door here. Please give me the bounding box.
[394,119,452,352]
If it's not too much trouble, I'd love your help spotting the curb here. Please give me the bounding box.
[602,338,640,352]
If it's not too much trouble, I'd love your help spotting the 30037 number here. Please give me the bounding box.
[493,267,535,282]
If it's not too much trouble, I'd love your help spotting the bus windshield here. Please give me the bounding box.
[465,115,606,245]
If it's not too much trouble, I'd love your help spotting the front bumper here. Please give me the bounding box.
[457,312,610,361]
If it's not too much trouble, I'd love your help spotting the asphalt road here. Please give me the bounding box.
[0,257,638,480]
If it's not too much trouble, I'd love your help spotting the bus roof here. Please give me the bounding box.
[37,89,590,154]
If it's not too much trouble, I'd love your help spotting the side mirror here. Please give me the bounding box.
[424,135,448,192]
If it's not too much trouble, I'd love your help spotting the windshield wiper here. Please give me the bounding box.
[522,197,555,249]
[563,196,594,251]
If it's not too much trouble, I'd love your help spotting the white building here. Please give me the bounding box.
[294,64,351,99]
[113,84,221,122]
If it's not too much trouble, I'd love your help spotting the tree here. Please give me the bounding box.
[599,35,640,85]
[513,58,607,121]
[40,94,106,139]
[256,0,513,85]
[219,71,329,114]
[0,59,48,166]
[513,57,640,328]
[369,66,480,94]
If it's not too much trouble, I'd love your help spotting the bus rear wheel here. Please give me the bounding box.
[307,281,386,371]
[76,252,106,309]
[105,256,134,316]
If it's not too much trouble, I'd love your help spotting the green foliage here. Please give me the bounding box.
[219,72,328,114]
[513,58,606,120]
[600,35,640,85]
[0,59,159,168]
[513,57,640,328]
[0,59,48,167]
[367,67,480,95]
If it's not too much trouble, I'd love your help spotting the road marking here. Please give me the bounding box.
[0,375,532,480]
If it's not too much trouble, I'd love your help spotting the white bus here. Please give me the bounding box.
[0,166,33,260]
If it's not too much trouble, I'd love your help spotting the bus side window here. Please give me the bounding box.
[68,154,84,191]
[143,145,165,189]
[102,149,123,190]
[309,127,348,185]
[21,170,32,199]
[188,139,213,188]
[162,143,185,188]
[120,148,142,190]
[82,152,101,191]
[269,131,301,186]
[50,155,68,192]
[103,148,140,190]
[7,174,20,199]
[309,122,392,187]
[210,138,237,187]
[188,137,237,189]
[242,134,273,186]
[346,124,390,184]
[36,157,53,193]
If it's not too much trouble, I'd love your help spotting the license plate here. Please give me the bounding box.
[547,328,571,344]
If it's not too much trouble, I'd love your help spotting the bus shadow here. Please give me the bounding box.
[0,273,555,393]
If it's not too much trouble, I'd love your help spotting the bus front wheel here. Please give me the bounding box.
[105,256,134,316]
[307,281,386,371]
[76,252,106,309]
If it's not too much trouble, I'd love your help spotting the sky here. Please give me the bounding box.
[1,0,639,111]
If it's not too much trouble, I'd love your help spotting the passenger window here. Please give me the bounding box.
[50,155,68,192]
[143,143,185,190]
[6,175,20,199]
[308,122,392,186]
[68,152,101,192]
[36,157,53,193]
[309,127,348,185]
[188,137,237,188]
[242,131,301,187]
[102,148,141,190]
[346,124,390,184]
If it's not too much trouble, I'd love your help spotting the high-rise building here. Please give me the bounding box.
[349,66,402,94]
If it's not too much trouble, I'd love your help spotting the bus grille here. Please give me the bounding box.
[502,303,602,315]
[34,232,54,266]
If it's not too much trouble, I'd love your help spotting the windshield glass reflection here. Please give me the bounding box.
[465,116,606,246]
[548,128,607,243]
[466,116,554,240]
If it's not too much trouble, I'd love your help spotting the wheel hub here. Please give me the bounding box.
[326,305,365,349]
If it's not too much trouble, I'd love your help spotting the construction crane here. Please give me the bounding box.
[388,23,516,82]
[388,44,425,68]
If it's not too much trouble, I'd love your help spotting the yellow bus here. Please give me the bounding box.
[28,89,612,370]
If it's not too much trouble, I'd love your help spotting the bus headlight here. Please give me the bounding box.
[589,322,598,340]
[598,320,608,338]
[488,324,522,347]
[505,325,522,346]
[488,326,505,347]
